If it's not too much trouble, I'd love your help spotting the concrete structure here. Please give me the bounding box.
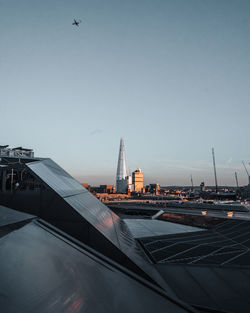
[0,145,34,158]
[116,138,128,193]
[132,168,143,193]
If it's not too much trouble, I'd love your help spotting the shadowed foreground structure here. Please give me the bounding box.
[0,155,195,313]
[0,206,192,313]
[0,154,250,312]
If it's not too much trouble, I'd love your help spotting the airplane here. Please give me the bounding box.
[72,19,81,27]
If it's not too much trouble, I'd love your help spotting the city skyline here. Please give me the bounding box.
[1,0,250,186]
[74,139,250,187]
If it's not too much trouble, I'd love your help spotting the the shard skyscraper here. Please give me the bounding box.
[116,138,128,193]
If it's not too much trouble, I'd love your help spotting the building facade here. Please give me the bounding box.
[132,168,143,193]
[116,138,128,193]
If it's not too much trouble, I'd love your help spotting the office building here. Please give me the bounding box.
[116,138,128,193]
[132,168,143,193]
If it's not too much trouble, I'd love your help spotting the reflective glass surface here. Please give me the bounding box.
[0,220,191,313]
[26,159,171,292]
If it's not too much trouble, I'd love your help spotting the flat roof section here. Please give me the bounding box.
[156,264,250,313]
[0,205,35,227]
[124,219,205,238]
[140,219,250,266]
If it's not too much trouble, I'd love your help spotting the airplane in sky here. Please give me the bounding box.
[72,19,81,27]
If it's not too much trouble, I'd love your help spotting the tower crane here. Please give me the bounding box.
[242,161,250,185]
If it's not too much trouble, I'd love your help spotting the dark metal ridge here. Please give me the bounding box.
[192,304,231,313]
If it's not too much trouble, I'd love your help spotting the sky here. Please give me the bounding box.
[0,0,250,186]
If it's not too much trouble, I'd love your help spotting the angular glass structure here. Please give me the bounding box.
[0,205,192,313]
[1,156,170,290]
[2,153,250,312]
[23,159,169,291]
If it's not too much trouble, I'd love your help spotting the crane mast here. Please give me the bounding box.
[212,148,218,193]
[235,172,239,188]
[242,161,250,185]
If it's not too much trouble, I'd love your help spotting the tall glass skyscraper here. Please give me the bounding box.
[116,138,128,193]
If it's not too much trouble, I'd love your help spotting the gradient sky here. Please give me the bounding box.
[1,0,250,186]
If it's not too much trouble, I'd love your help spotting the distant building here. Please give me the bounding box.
[127,175,133,192]
[132,168,143,193]
[239,184,250,200]
[99,185,116,194]
[116,138,128,193]
[145,183,160,195]
[0,145,34,158]
[81,183,91,192]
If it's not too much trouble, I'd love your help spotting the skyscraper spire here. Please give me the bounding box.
[116,137,128,193]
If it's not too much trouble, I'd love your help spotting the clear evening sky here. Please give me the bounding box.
[1,0,250,186]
